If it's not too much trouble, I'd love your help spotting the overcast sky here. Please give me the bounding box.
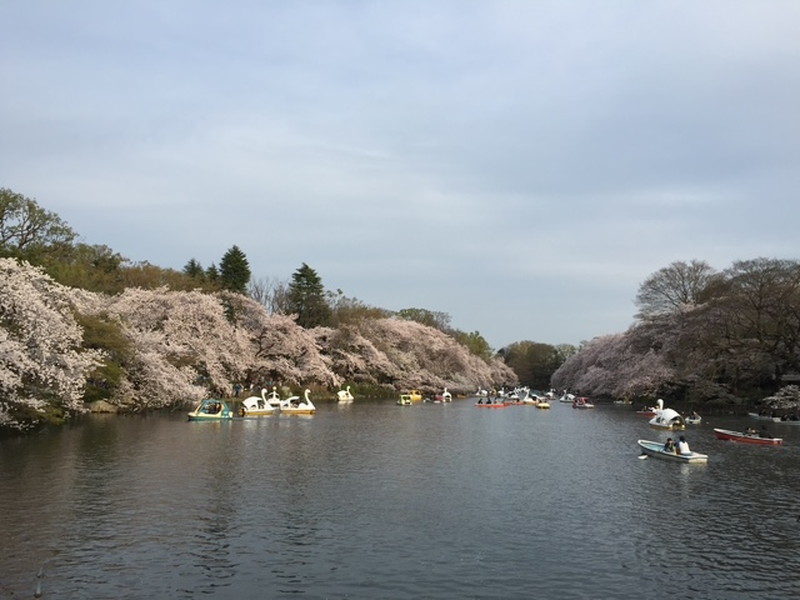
[2,1,799,349]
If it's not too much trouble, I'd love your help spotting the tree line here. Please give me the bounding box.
[552,258,800,409]
[8,185,797,412]
[1,187,535,432]
[1,187,507,362]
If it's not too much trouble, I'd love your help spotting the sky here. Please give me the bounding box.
[2,1,800,350]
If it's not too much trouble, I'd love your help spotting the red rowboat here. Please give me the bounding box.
[713,428,783,445]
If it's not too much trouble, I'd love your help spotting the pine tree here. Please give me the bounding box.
[286,263,331,328]
[219,246,251,294]
[183,258,205,280]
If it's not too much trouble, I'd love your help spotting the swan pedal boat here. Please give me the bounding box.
[337,385,354,403]
[188,398,234,421]
[648,408,686,430]
[240,388,277,416]
[713,428,783,445]
[280,389,316,415]
[638,440,708,463]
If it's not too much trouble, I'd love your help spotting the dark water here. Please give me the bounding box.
[2,401,800,599]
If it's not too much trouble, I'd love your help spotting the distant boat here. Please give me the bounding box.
[713,428,783,445]
[747,412,782,423]
[337,385,354,403]
[187,398,234,421]
[474,400,507,408]
[572,397,594,409]
[637,398,664,418]
[399,390,423,404]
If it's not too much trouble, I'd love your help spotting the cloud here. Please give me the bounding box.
[2,1,800,348]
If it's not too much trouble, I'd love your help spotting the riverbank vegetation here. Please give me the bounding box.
[0,188,521,432]
[552,259,800,414]
[3,187,797,432]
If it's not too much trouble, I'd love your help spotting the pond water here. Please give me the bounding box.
[1,400,799,599]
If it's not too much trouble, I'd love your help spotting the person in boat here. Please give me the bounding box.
[663,438,676,453]
[759,425,771,438]
[677,435,691,455]
[744,426,758,435]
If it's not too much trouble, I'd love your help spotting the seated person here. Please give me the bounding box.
[663,438,676,453]
[677,436,691,455]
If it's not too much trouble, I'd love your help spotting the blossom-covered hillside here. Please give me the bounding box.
[315,318,516,392]
[1,259,516,431]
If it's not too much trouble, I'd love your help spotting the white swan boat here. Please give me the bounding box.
[648,407,686,430]
[280,389,316,415]
[240,388,276,416]
[337,385,354,403]
[265,387,282,407]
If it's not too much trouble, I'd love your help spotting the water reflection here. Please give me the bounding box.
[2,404,800,598]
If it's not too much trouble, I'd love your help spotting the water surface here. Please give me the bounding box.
[2,401,799,599]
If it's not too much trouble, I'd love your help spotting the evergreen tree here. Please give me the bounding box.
[183,258,205,280]
[219,246,251,294]
[205,263,219,282]
[286,262,331,328]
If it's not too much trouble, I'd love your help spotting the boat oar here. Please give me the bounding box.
[638,453,648,460]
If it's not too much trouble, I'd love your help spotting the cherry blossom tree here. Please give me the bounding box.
[2,257,517,433]
[0,258,101,430]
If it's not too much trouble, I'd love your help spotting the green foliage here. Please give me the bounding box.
[553,343,578,364]
[502,340,563,389]
[76,313,132,403]
[327,289,390,326]
[42,243,125,292]
[183,258,205,280]
[396,307,451,331]
[287,262,331,328]
[116,262,213,293]
[451,330,493,361]
[0,188,77,258]
[219,245,251,294]
[206,263,219,282]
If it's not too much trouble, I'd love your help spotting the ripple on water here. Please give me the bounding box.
[2,406,800,598]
